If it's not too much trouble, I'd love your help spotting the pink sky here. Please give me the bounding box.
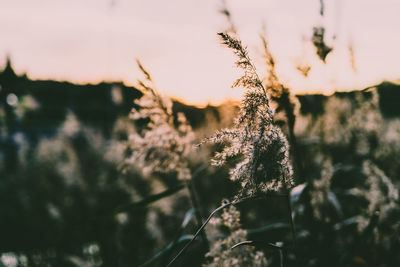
[1,0,400,105]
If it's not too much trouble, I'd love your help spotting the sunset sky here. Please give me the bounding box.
[1,0,400,105]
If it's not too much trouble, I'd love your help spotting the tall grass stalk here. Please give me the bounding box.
[214,31,297,263]
[260,33,304,183]
[129,60,209,250]
[169,32,298,265]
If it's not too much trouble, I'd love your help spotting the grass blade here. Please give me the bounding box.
[115,184,185,213]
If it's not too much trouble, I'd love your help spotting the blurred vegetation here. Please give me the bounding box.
[1,57,400,267]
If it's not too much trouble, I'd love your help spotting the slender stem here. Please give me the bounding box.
[185,163,209,250]
[231,240,284,250]
[184,179,209,251]
[283,91,305,184]
[286,192,297,266]
[279,248,284,267]
[231,240,284,267]
[166,195,263,267]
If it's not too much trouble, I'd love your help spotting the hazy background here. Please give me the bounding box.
[1,0,400,104]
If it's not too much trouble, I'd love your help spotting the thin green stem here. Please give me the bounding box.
[166,195,263,267]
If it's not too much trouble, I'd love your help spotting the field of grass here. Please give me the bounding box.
[1,28,400,267]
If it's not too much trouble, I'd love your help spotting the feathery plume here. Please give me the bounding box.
[207,33,294,196]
